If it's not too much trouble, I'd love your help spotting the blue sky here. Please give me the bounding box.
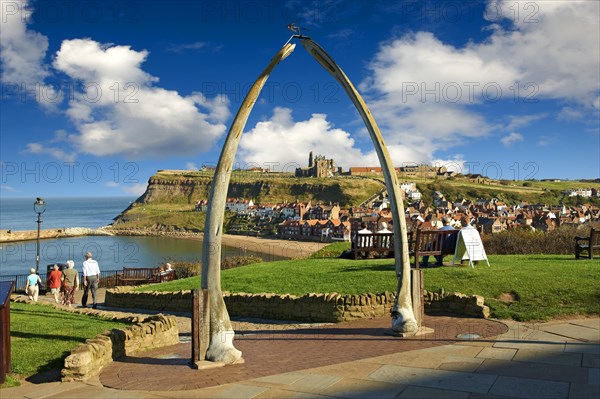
[1,0,599,199]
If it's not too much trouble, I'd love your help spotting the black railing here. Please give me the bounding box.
[0,270,122,293]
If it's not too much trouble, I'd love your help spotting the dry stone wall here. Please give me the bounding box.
[62,314,179,382]
[106,287,489,322]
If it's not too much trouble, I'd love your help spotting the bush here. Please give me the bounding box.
[482,224,590,254]
[169,256,263,276]
[221,255,263,270]
[170,260,201,279]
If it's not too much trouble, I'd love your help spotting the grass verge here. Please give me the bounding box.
[138,254,600,322]
[1,302,129,388]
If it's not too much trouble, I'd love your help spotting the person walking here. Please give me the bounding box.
[62,260,79,307]
[82,252,100,309]
[24,268,42,302]
[47,264,63,303]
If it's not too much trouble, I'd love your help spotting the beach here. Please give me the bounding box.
[220,234,328,259]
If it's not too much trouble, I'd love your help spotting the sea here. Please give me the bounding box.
[0,197,278,276]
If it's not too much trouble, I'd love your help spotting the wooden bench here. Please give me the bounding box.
[351,229,458,268]
[412,229,458,268]
[575,228,599,260]
[353,232,395,259]
[116,267,176,286]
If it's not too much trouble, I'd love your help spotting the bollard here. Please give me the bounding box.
[0,281,15,384]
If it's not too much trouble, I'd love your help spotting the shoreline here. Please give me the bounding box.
[108,228,329,259]
[0,228,329,260]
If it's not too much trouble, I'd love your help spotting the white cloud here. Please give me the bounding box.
[103,181,146,196]
[506,114,548,131]
[327,28,354,41]
[123,183,147,196]
[557,107,584,121]
[0,0,58,106]
[53,39,230,158]
[166,41,222,54]
[239,107,369,170]
[537,135,554,147]
[483,0,600,105]
[431,155,467,174]
[0,185,18,192]
[186,162,198,170]
[501,132,524,146]
[238,107,474,172]
[22,142,76,162]
[0,0,48,83]
[359,0,599,165]
[167,41,207,53]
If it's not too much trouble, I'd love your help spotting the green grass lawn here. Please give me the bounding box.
[138,254,600,322]
[1,302,129,388]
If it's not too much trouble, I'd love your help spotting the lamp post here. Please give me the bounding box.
[34,197,46,274]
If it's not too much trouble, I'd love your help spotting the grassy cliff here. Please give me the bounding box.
[135,170,384,206]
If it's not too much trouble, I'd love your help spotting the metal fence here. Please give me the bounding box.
[0,269,122,293]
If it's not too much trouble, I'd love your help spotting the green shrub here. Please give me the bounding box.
[220,256,263,270]
[482,224,589,254]
[170,260,201,279]
[169,256,263,277]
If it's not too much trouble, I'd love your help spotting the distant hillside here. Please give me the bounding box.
[110,170,384,232]
[110,170,600,233]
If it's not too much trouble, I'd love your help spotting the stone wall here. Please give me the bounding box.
[105,287,490,322]
[61,314,179,382]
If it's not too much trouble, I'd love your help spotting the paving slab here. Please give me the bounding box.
[493,338,566,352]
[286,374,343,394]
[495,327,577,345]
[300,361,382,379]
[568,319,600,330]
[489,375,569,399]
[397,386,470,398]
[252,372,307,386]
[358,345,484,369]
[512,348,582,366]
[568,382,600,399]
[468,392,516,399]
[320,377,405,399]
[198,383,268,399]
[589,368,600,385]
[476,347,517,361]
[540,324,600,342]
[582,354,600,368]
[438,357,485,373]
[368,364,497,394]
[565,343,600,355]
[253,388,333,399]
[476,358,588,383]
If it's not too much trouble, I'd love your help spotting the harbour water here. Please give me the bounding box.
[0,197,279,276]
[0,235,274,276]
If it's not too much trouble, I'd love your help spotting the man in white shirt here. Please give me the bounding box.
[82,252,100,309]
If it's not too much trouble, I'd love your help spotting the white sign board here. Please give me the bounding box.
[453,226,490,267]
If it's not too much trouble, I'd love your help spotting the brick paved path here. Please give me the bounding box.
[100,315,507,391]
